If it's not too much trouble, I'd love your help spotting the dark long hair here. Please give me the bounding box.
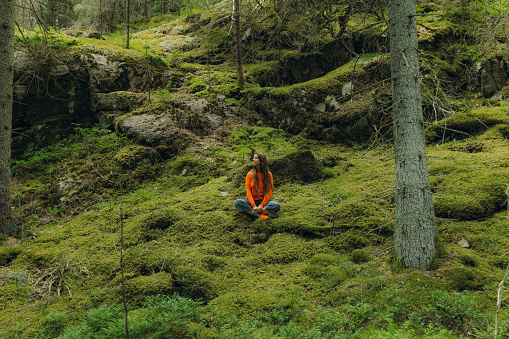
[250,150,271,195]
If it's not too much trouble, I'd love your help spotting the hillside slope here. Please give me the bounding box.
[3,0,509,338]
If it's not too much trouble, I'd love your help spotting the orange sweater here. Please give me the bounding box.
[245,171,273,208]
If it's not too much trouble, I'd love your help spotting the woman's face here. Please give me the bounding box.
[253,154,260,167]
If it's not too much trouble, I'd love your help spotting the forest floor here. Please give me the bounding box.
[3,1,509,338]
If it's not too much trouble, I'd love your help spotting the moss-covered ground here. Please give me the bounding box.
[3,111,509,338]
[5,0,509,338]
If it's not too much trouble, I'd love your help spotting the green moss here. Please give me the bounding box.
[322,197,391,235]
[309,253,340,266]
[7,9,509,337]
[172,266,218,301]
[0,246,22,265]
[352,247,371,263]
[0,284,29,304]
[260,234,325,264]
[426,107,509,142]
[114,144,156,167]
[227,125,295,156]
[123,272,173,299]
[459,254,478,267]
[209,292,280,316]
[433,171,507,220]
[326,230,373,252]
[443,267,483,291]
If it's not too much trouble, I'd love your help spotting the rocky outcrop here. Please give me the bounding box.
[12,48,182,157]
[114,94,240,158]
[12,51,93,157]
[480,57,508,98]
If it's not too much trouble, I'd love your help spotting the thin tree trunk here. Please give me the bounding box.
[233,0,244,88]
[126,0,130,48]
[388,0,436,270]
[0,0,15,235]
[99,0,104,37]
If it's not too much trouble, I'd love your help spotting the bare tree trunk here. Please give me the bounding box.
[233,0,244,88]
[99,0,104,37]
[0,0,15,235]
[126,0,130,48]
[388,0,436,270]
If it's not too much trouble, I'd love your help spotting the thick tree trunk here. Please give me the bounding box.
[0,0,15,235]
[388,0,436,270]
[233,0,244,88]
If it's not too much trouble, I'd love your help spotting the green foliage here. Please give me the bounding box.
[38,312,68,339]
[57,294,202,339]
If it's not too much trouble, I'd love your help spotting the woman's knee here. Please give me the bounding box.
[235,199,249,209]
[266,201,280,213]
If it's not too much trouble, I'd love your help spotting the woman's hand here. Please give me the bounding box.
[254,206,263,214]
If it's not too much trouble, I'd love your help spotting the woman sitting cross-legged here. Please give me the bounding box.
[235,150,280,219]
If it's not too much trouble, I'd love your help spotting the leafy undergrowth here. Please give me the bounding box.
[3,106,509,338]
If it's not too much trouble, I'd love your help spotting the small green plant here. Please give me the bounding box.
[38,312,68,339]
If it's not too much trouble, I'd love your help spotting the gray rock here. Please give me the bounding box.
[81,53,128,93]
[481,58,508,98]
[458,237,470,248]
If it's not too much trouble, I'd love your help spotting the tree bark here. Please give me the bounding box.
[233,0,244,88]
[0,0,15,235]
[126,0,130,48]
[388,0,436,270]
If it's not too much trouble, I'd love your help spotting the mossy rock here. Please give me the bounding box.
[270,150,335,185]
[172,266,218,301]
[114,144,157,167]
[200,255,226,272]
[306,253,340,279]
[306,253,347,288]
[307,264,348,289]
[141,207,179,230]
[443,267,483,291]
[426,107,509,142]
[326,229,374,252]
[255,215,333,238]
[322,198,392,235]
[0,246,22,266]
[209,292,280,316]
[323,266,348,288]
[352,247,372,263]
[123,248,175,276]
[309,253,340,266]
[459,254,479,267]
[122,272,173,299]
[433,172,507,220]
[260,234,326,264]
